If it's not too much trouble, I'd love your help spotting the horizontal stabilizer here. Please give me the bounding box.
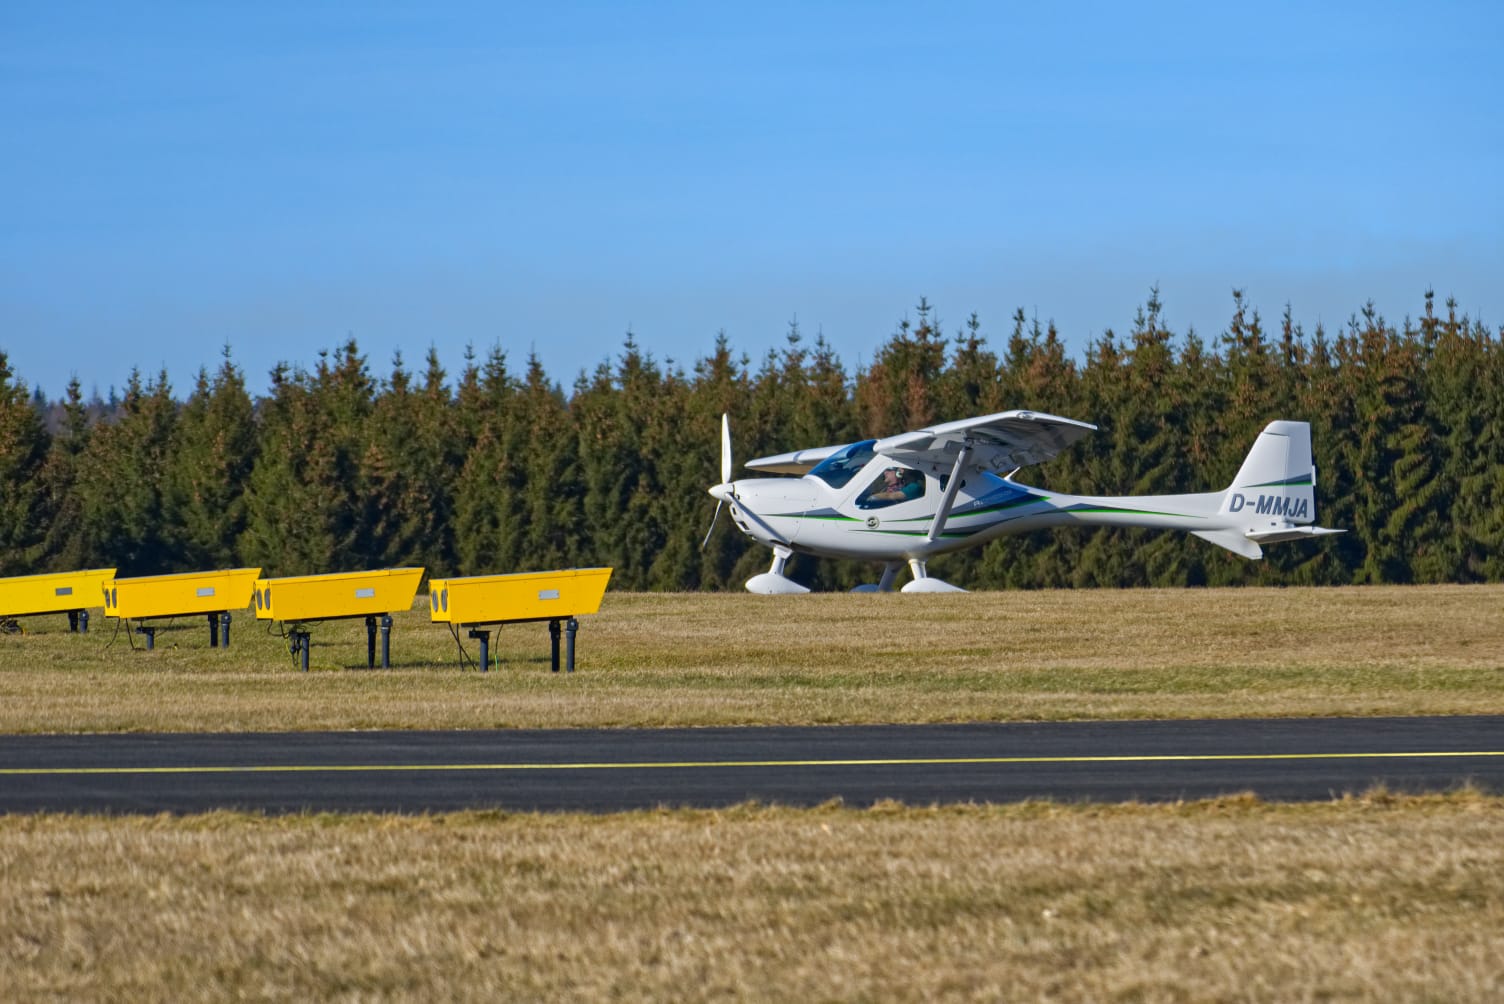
[1192,529,1264,560]
[1246,525,1345,545]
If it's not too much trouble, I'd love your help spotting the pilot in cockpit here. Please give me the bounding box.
[859,467,925,507]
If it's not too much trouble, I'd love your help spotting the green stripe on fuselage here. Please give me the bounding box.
[773,492,1048,531]
[776,512,860,521]
[858,528,979,539]
[1066,504,1205,519]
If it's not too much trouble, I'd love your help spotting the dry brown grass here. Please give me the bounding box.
[2,794,1502,1001]
[5,588,1501,1001]
[1,585,1501,732]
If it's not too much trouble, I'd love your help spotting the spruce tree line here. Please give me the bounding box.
[1,290,1499,591]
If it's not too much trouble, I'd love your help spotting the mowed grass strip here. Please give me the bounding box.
[0,585,1500,733]
[2,794,1502,1001]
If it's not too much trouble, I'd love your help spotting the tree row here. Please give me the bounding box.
[2,289,1499,591]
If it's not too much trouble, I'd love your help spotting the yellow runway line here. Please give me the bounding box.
[3,750,1503,777]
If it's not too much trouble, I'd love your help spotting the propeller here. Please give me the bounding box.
[720,411,732,484]
[702,413,733,550]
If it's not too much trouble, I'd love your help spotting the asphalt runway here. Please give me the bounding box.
[2,716,1501,814]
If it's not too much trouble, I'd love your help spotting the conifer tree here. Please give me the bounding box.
[640,365,700,590]
[1291,321,1359,584]
[1115,290,1203,585]
[1342,305,1441,583]
[167,348,257,570]
[854,298,947,437]
[1459,315,1504,580]
[1219,290,1281,464]
[1424,293,1492,581]
[936,312,1004,419]
[512,353,584,572]
[38,378,92,571]
[241,342,374,576]
[0,353,50,574]
[73,368,178,574]
[360,347,458,573]
[452,344,521,575]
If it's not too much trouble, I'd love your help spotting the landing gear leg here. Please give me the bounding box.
[770,545,792,578]
[851,562,902,593]
[900,558,966,593]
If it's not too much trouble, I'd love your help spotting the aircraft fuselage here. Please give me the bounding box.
[720,455,1225,562]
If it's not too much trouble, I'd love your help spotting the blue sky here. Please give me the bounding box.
[3,2,1501,400]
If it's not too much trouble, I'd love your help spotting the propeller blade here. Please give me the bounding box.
[704,414,733,549]
[720,413,732,484]
[701,499,725,551]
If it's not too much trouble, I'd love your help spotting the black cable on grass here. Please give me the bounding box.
[105,616,125,650]
[447,622,478,672]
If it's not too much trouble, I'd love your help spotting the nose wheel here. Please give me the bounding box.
[745,545,810,594]
[900,558,965,593]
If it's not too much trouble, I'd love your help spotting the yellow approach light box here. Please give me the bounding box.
[253,568,425,670]
[427,567,612,672]
[0,568,115,633]
[102,568,261,649]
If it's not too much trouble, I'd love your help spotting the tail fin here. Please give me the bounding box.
[1220,420,1316,523]
[1196,421,1343,558]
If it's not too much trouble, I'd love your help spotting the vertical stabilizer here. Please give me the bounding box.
[1218,421,1316,525]
[1229,420,1310,490]
[1213,420,1342,546]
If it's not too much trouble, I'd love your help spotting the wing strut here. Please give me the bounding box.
[924,441,973,543]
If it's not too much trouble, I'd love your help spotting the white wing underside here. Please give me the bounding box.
[874,410,1097,476]
[744,410,1097,478]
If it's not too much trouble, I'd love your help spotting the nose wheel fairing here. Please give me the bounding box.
[898,558,965,593]
[744,545,810,595]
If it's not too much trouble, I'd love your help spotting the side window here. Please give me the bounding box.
[856,467,926,509]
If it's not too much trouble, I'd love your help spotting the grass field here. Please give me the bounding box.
[0,585,1500,733]
[4,584,1502,1000]
[3,795,1502,1001]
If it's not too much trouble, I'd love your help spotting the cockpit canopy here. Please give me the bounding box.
[807,440,876,489]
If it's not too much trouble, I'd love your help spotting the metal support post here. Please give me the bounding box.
[468,628,490,672]
[549,619,561,672]
[138,625,156,651]
[208,613,220,648]
[220,612,230,649]
[366,616,377,669]
[290,630,310,672]
[380,615,392,669]
[565,617,578,672]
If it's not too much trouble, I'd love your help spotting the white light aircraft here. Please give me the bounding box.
[704,411,1343,593]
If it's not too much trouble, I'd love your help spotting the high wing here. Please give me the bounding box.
[743,444,844,475]
[874,410,1096,476]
